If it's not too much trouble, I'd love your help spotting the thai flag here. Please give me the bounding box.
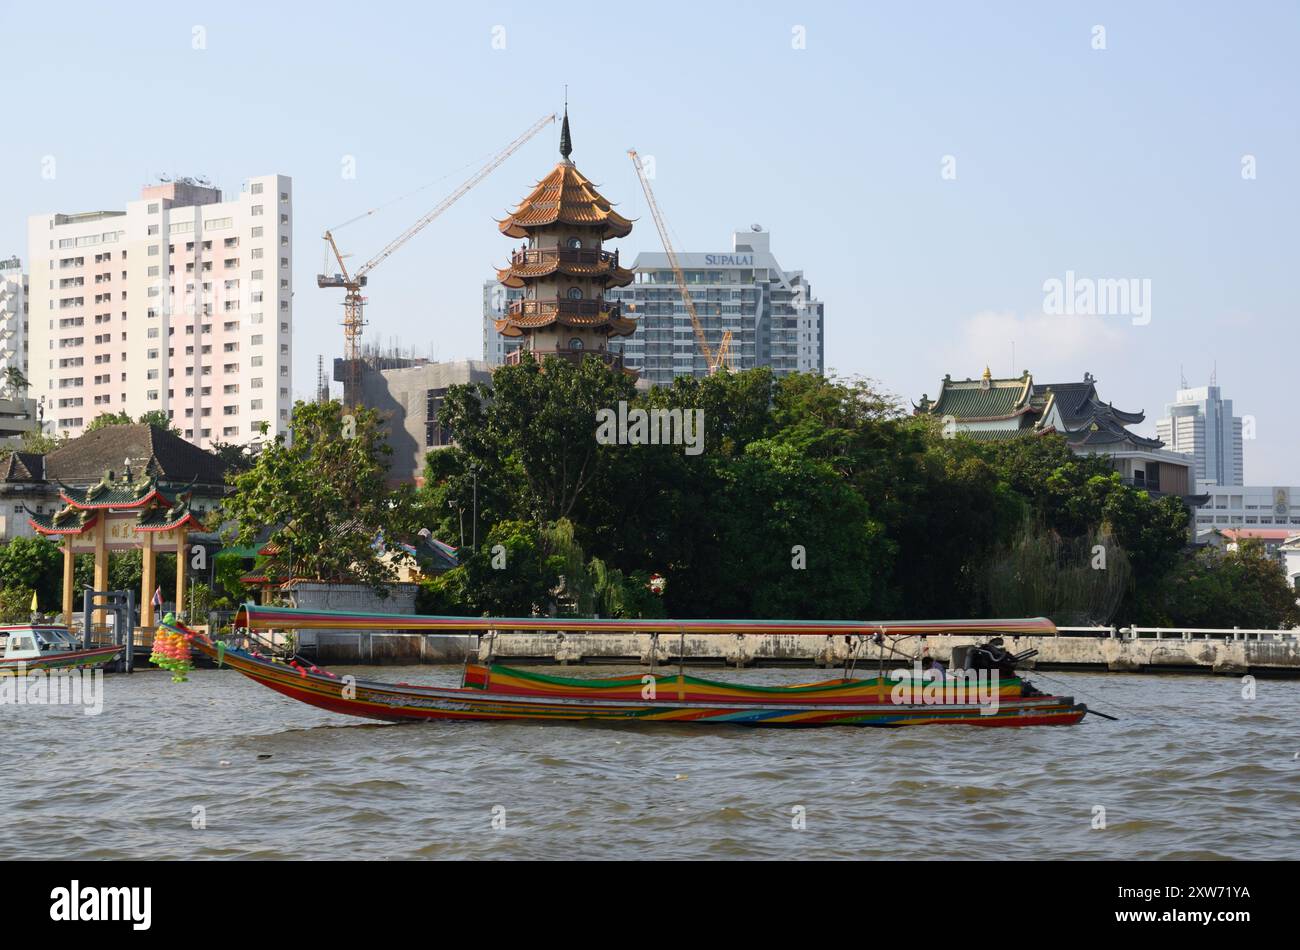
[152,587,163,607]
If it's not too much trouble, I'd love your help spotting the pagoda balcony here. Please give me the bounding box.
[506,347,625,369]
[507,298,621,321]
[509,247,620,268]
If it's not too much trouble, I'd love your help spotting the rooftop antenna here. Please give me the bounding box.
[1180,364,1188,390]
[1210,361,1217,387]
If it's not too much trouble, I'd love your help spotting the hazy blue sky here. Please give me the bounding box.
[2,1,1296,480]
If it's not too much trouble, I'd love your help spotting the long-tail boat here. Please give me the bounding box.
[160,607,1088,728]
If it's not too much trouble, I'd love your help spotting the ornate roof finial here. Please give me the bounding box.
[559,87,574,161]
[559,88,572,161]
[982,365,992,380]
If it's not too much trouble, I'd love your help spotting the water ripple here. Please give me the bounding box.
[3,665,1298,859]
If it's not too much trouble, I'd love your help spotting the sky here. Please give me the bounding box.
[1,1,1296,481]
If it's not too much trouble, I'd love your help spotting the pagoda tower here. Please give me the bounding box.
[494,109,637,368]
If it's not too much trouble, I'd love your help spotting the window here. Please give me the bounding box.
[250,182,263,195]
[569,338,584,350]
[567,287,583,299]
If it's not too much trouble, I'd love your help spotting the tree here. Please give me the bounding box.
[3,366,29,394]
[0,536,63,608]
[136,410,178,433]
[85,411,134,432]
[208,440,256,476]
[221,400,416,593]
[1151,540,1300,630]
[18,429,63,454]
[431,352,638,527]
[0,585,36,623]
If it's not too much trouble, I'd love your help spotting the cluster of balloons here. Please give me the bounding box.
[149,623,194,683]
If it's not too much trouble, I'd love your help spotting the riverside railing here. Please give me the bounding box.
[1056,625,1299,642]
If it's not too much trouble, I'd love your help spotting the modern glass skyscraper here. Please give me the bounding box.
[1156,384,1245,487]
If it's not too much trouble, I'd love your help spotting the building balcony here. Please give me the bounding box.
[509,246,619,268]
[505,346,624,369]
[507,297,621,322]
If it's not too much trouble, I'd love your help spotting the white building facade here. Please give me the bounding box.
[1194,483,1300,533]
[26,175,293,448]
[482,228,824,385]
[1156,385,1245,486]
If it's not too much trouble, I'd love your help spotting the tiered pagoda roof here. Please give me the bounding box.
[495,247,634,289]
[497,165,633,240]
[492,109,637,345]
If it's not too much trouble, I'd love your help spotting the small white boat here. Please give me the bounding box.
[0,624,123,674]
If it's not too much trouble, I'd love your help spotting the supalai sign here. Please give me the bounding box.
[703,254,754,266]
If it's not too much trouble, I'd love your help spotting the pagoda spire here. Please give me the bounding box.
[559,97,572,162]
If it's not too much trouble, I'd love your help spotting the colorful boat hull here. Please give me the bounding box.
[0,644,123,674]
[175,623,1086,728]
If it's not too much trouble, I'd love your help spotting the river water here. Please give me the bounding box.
[4,664,1297,860]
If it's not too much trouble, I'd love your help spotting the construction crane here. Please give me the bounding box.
[320,112,557,402]
[627,149,733,375]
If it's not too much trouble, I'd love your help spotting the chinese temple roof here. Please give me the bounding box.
[916,370,1161,450]
[28,475,204,536]
[916,369,1037,424]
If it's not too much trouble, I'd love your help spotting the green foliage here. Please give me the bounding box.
[988,521,1132,625]
[4,366,29,393]
[185,582,216,623]
[73,548,177,599]
[0,536,63,607]
[416,361,1273,628]
[83,409,179,434]
[18,429,63,454]
[221,400,417,594]
[136,410,177,432]
[84,411,134,432]
[0,585,36,623]
[214,551,252,606]
[1146,540,1300,629]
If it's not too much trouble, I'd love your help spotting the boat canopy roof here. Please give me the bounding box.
[232,604,1057,638]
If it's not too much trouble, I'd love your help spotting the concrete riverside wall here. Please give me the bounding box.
[474,630,1300,675]
[287,583,472,665]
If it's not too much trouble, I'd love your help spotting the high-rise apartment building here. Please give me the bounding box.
[1155,384,1244,487]
[0,255,29,383]
[483,227,824,385]
[0,255,37,443]
[26,175,293,448]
